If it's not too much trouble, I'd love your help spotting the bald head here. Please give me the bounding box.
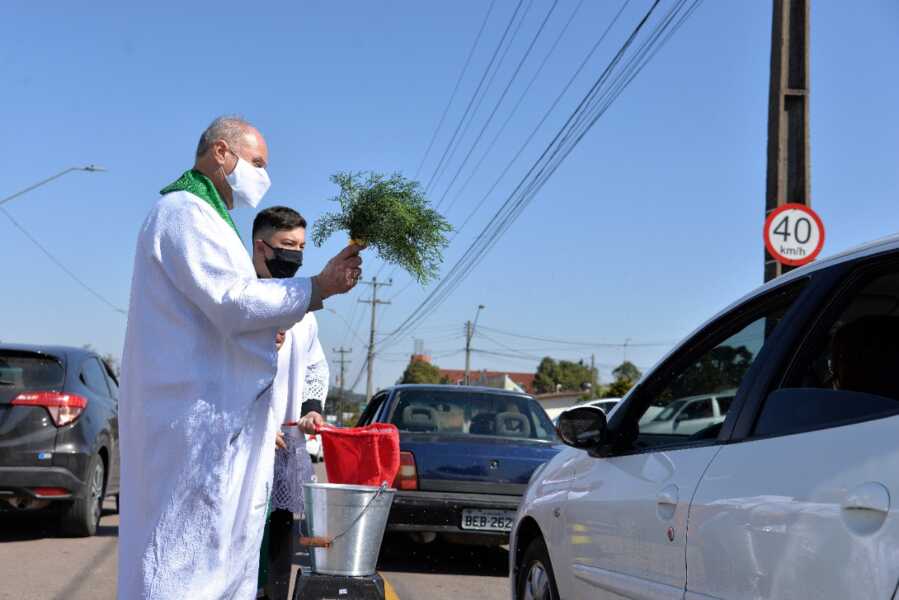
[196,115,257,158]
[193,115,269,209]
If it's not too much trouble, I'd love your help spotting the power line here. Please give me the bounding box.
[448,0,633,239]
[423,0,527,196]
[432,0,560,210]
[380,0,631,296]
[373,0,501,285]
[379,0,697,351]
[426,0,535,197]
[442,0,590,217]
[477,325,675,348]
[0,207,126,315]
[414,0,499,180]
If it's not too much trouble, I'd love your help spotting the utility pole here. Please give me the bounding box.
[333,347,352,425]
[590,353,597,397]
[764,0,811,282]
[358,277,391,401]
[463,304,485,385]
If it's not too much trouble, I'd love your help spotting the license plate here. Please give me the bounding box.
[461,509,515,532]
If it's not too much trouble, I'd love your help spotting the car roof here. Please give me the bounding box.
[0,344,92,362]
[629,235,899,393]
[388,384,532,398]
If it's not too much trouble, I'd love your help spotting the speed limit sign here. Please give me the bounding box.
[764,203,825,267]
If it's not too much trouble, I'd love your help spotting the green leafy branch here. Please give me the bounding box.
[311,172,451,284]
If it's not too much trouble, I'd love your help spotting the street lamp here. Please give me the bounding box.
[0,165,107,208]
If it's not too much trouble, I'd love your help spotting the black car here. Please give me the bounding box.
[0,344,120,536]
[358,384,563,545]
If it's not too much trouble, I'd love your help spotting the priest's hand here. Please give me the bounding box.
[315,244,363,299]
[297,411,324,435]
[275,431,287,450]
[275,330,286,351]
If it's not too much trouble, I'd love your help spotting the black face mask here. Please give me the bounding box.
[263,241,303,278]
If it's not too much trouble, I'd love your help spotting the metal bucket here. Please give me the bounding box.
[302,482,396,576]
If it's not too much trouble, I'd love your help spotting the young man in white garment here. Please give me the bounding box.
[118,116,362,600]
[250,206,329,600]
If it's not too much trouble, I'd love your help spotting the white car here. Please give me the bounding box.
[511,234,899,600]
[585,398,621,415]
[638,390,735,436]
[305,432,323,463]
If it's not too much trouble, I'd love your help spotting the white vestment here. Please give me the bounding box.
[276,314,329,426]
[271,315,329,513]
[118,190,317,600]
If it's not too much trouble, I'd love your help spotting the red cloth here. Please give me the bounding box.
[317,423,400,486]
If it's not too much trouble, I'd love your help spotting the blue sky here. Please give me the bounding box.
[1,1,897,392]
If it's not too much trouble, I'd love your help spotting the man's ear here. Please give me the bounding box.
[212,139,230,165]
[253,238,267,257]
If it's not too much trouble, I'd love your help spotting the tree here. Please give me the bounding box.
[534,357,595,395]
[533,357,560,394]
[664,345,753,400]
[102,353,121,378]
[604,360,642,398]
[612,361,641,384]
[401,360,442,384]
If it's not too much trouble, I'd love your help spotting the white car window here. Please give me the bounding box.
[632,281,806,448]
[756,268,899,437]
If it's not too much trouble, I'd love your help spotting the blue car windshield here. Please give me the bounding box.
[390,390,556,441]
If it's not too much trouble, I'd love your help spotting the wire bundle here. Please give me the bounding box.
[376,0,703,355]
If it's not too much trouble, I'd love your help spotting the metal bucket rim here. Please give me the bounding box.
[303,482,397,494]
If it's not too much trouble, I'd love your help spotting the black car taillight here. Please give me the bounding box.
[12,391,88,427]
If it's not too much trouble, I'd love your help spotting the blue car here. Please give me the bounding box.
[357,384,563,545]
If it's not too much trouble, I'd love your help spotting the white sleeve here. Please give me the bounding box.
[152,200,321,335]
[303,317,330,407]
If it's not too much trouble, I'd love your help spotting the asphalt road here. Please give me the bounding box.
[377,533,509,600]
[0,464,509,600]
[0,499,119,600]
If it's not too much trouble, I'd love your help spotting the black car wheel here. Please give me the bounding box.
[60,453,105,537]
[517,537,559,600]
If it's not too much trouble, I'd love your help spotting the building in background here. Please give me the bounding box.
[438,368,535,394]
[533,390,585,421]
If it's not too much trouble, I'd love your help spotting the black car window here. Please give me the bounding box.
[0,352,64,401]
[626,280,807,451]
[81,358,111,396]
[357,392,388,426]
[755,268,899,437]
[390,390,556,441]
[680,398,713,421]
[716,395,735,415]
[102,360,119,400]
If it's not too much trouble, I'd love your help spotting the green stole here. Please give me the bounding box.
[160,169,240,238]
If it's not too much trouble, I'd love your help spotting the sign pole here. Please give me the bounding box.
[764,0,811,282]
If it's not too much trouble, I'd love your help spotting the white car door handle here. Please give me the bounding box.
[656,484,679,520]
[843,482,890,514]
[657,485,679,506]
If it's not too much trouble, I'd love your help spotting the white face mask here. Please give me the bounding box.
[224,150,271,209]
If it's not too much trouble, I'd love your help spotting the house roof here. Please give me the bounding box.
[438,369,536,391]
[534,391,586,400]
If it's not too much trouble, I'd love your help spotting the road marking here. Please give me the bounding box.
[382,574,400,600]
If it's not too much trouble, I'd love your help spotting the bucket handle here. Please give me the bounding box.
[298,482,390,548]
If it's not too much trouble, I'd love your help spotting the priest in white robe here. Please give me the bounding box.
[117,115,361,600]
